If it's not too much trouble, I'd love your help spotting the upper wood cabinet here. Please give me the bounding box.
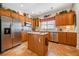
[0,9,10,17]
[11,12,19,19]
[32,20,36,27]
[55,12,75,26]
[62,13,68,25]
[55,15,59,26]
[36,20,39,26]
[32,20,39,27]
[67,12,75,25]
[55,15,62,26]
[0,8,32,23]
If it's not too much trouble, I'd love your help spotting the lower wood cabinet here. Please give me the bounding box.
[58,32,66,44]
[58,32,77,47]
[21,32,29,42]
[48,32,52,41]
[66,32,77,46]
[28,33,48,56]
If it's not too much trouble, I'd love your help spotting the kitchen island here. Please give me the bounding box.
[28,32,48,56]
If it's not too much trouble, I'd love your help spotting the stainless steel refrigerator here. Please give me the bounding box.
[0,16,22,52]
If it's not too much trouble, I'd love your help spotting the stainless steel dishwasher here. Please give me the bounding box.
[51,32,58,42]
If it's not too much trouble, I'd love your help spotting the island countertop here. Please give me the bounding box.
[27,32,48,35]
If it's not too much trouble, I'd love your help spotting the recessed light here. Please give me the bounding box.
[20,4,23,7]
[31,12,34,14]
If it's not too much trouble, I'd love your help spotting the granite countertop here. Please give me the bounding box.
[52,31,77,33]
[27,32,48,35]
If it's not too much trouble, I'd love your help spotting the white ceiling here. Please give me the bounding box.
[2,3,73,17]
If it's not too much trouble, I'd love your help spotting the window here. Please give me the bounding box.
[40,20,56,31]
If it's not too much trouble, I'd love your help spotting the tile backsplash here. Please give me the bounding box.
[57,25,76,32]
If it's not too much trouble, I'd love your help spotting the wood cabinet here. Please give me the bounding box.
[62,14,67,25]
[32,20,36,27]
[55,15,62,26]
[21,32,29,42]
[28,33,48,56]
[55,14,67,26]
[47,32,52,41]
[21,32,26,42]
[11,12,19,19]
[58,32,77,47]
[32,20,39,27]
[19,15,25,22]
[0,9,10,17]
[58,32,66,44]
[67,12,75,25]
[0,8,32,23]
[55,12,75,26]
[66,32,77,46]
[28,34,34,50]
[36,20,39,26]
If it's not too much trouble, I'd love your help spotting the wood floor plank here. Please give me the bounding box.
[0,41,79,56]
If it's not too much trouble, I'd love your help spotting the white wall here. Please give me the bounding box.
[73,4,79,48]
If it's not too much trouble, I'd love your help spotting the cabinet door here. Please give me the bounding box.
[26,33,29,41]
[47,32,52,41]
[58,32,66,44]
[21,32,26,42]
[67,12,74,25]
[55,15,65,26]
[1,10,10,17]
[36,20,39,26]
[32,20,36,27]
[59,15,63,25]
[58,32,63,44]
[66,32,77,46]
[62,14,67,25]
[55,15,58,26]
[33,34,40,53]
[55,15,61,26]
[28,34,34,50]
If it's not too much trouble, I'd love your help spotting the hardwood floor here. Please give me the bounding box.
[0,41,79,56]
[48,42,79,56]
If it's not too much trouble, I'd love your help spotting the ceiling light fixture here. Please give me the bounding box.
[20,4,23,7]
